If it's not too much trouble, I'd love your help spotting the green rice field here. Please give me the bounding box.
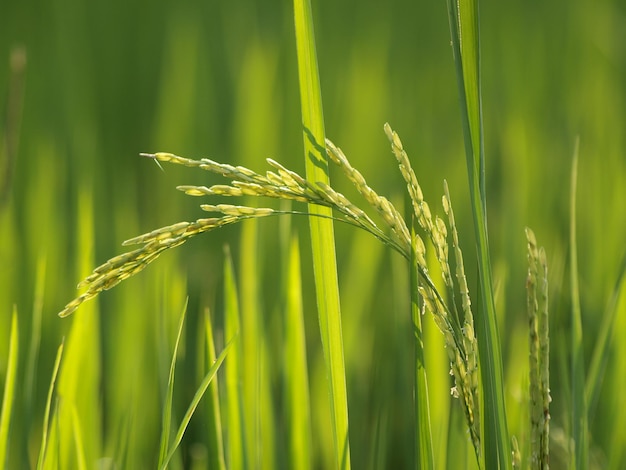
[1,0,625,468]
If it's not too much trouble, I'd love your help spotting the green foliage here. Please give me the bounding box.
[0,308,18,469]
[1,0,625,468]
[446,0,510,465]
[294,0,351,466]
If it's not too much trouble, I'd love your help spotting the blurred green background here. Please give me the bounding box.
[1,0,625,467]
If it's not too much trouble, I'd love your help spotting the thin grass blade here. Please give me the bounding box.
[293,0,351,468]
[445,0,511,466]
[56,186,103,468]
[70,405,87,470]
[284,234,313,469]
[36,340,64,470]
[41,400,60,470]
[585,250,626,413]
[223,245,246,469]
[202,308,226,470]
[160,336,235,470]
[25,256,46,439]
[0,307,19,468]
[411,226,435,469]
[239,220,275,468]
[569,140,588,469]
[157,298,189,468]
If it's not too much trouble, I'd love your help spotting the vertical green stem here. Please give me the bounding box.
[293,0,351,468]
[445,0,511,467]
[411,227,435,469]
[569,142,588,470]
[0,308,18,469]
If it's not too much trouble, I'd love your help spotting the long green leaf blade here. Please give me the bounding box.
[585,251,626,412]
[157,298,189,468]
[160,337,234,470]
[0,307,19,468]
[411,226,434,469]
[445,0,511,467]
[223,245,246,469]
[57,186,102,467]
[202,308,227,470]
[36,340,64,470]
[284,234,312,469]
[569,141,588,470]
[293,1,351,468]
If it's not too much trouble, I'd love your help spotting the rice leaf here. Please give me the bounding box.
[70,404,87,470]
[223,245,246,469]
[569,139,588,469]
[239,220,272,468]
[159,336,235,470]
[202,308,227,470]
[157,298,189,468]
[411,225,435,469]
[42,400,60,470]
[293,0,351,468]
[25,255,46,440]
[585,251,626,414]
[284,233,313,469]
[445,0,511,466]
[36,340,64,470]
[57,186,102,466]
[0,307,18,468]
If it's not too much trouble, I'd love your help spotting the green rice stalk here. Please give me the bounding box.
[325,138,411,253]
[382,125,480,451]
[58,153,413,318]
[223,245,246,469]
[569,140,588,470]
[42,400,61,470]
[54,113,489,468]
[293,0,351,467]
[538,243,550,467]
[526,227,550,469]
[57,187,102,466]
[526,228,541,466]
[59,215,245,317]
[36,340,64,470]
[384,126,463,340]
[411,225,435,469]
[585,251,626,414]
[384,124,434,234]
[157,298,188,468]
[202,308,227,470]
[239,221,261,467]
[284,234,313,470]
[443,181,480,452]
[70,405,87,470]
[239,219,277,469]
[55,122,485,466]
[445,0,511,466]
[0,307,18,468]
[159,336,234,470]
[25,256,46,441]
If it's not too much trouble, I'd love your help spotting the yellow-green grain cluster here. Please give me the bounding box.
[525,227,550,469]
[383,123,481,455]
[60,126,482,457]
[325,138,411,254]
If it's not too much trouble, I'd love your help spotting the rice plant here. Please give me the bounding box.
[57,121,499,465]
[53,0,551,466]
[9,0,626,467]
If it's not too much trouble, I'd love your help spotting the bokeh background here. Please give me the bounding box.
[1,0,625,467]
